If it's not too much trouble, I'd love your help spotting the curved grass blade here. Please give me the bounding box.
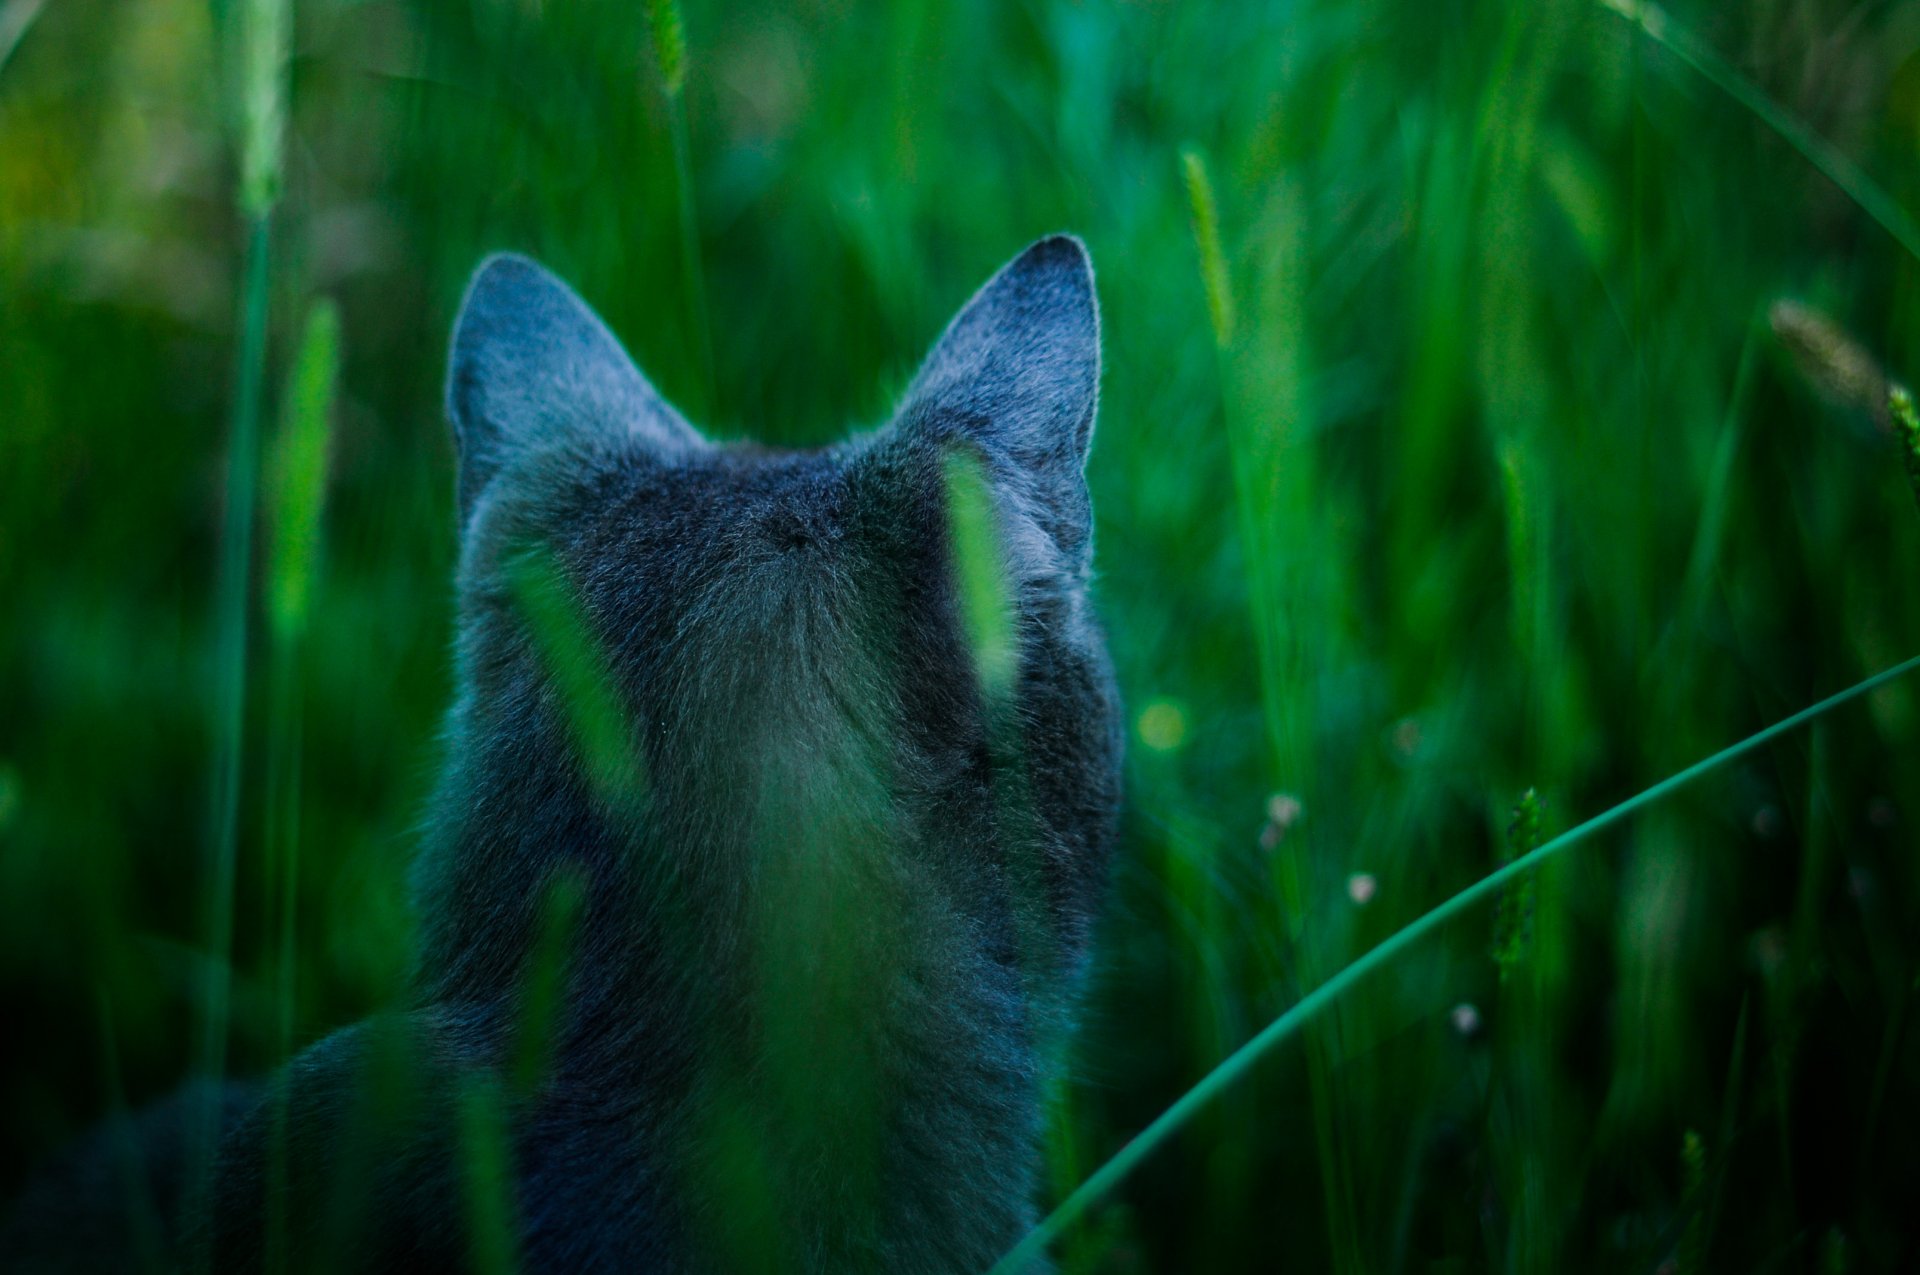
[989,652,1920,1273]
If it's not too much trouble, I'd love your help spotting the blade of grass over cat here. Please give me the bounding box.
[510,866,587,1097]
[261,300,339,1275]
[504,547,648,808]
[1597,0,1920,265]
[190,0,289,1256]
[942,449,1018,703]
[991,652,1920,1273]
[459,1076,521,1275]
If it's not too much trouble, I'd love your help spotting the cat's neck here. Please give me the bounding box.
[416,731,1050,1268]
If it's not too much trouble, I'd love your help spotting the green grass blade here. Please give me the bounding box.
[647,0,714,422]
[505,548,649,809]
[459,1076,522,1275]
[265,301,340,643]
[261,299,339,1275]
[942,449,1018,703]
[188,208,273,1269]
[1179,148,1234,347]
[1597,0,1920,264]
[0,0,45,81]
[990,651,1920,1273]
[1891,387,1920,514]
[190,0,289,1253]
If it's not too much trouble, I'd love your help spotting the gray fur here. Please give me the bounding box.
[2,237,1122,1274]
[447,253,706,520]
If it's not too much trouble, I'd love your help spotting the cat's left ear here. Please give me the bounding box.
[447,254,703,523]
[894,235,1100,558]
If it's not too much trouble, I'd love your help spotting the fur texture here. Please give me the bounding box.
[5,237,1122,1273]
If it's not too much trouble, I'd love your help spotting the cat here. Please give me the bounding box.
[4,234,1122,1273]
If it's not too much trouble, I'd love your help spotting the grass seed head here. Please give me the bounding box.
[1889,384,1920,513]
[1770,300,1891,428]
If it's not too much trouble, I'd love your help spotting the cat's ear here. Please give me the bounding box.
[447,253,703,521]
[894,235,1100,556]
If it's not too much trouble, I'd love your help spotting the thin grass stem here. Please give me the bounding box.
[187,209,272,1266]
[190,0,287,1252]
[989,651,1920,1273]
[648,0,714,421]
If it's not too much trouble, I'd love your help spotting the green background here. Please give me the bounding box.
[4,0,1920,1268]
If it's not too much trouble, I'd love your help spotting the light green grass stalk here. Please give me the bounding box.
[460,1076,521,1275]
[1180,149,1233,347]
[989,652,1920,1273]
[507,548,648,808]
[942,450,1018,703]
[647,0,714,422]
[191,0,288,1258]
[1597,0,1920,265]
[265,302,339,645]
[511,867,587,1097]
[1181,142,1362,1275]
[262,300,339,1275]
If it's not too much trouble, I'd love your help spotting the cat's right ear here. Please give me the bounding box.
[891,236,1100,562]
[447,254,703,522]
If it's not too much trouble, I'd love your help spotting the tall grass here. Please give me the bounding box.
[994,652,1920,1272]
[646,0,714,422]
[4,0,1920,1270]
[189,0,289,1253]
[260,299,339,1275]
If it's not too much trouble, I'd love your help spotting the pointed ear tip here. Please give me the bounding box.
[471,250,546,280]
[459,252,554,315]
[1020,233,1094,281]
[1029,232,1090,259]
[448,255,546,421]
[1011,236,1098,336]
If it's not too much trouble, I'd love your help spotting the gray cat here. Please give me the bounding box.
[5,235,1122,1273]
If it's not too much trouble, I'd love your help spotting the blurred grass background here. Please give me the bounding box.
[4,0,1920,1269]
